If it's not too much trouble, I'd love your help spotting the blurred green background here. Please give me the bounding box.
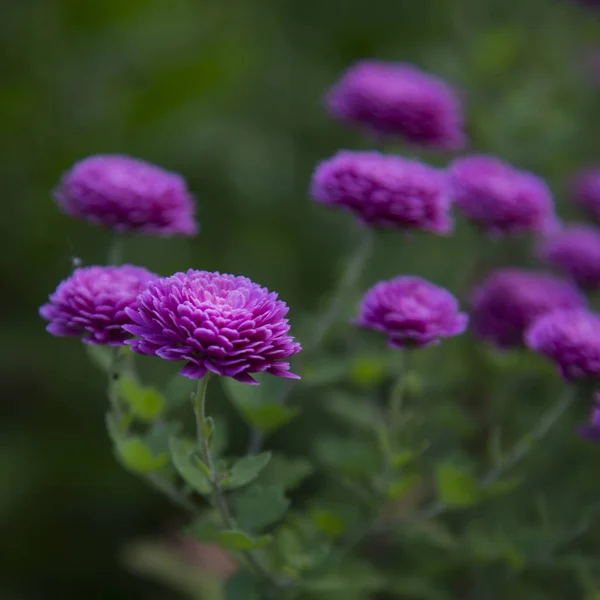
[3,0,600,598]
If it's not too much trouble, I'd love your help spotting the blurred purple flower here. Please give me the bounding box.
[572,167,600,224]
[310,150,452,234]
[449,155,559,236]
[525,309,600,380]
[40,265,158,345]
[355,276,468,348]
[470,269,586,348]
[325,60,466,149]
[123,270,301,385]
[578,394,600,442]
[538,224,600,289]
[54,154,198,236]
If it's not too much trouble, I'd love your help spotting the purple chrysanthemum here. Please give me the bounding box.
[449,155,559,236]
[123,270,301,385]
[470,269,586,348]
[54,154,198,236]
[538,225,600,289]
[572,167,600,224]
[525,309,600,380]
[354,276,468,348]
[578,394,600,442]
[310,151,452,234]
[40,265,158,345]
[325,60,466,149]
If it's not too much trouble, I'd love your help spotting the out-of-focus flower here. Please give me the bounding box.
[325,60,466,149]
[470,269,586,348]
[538,224,600,289]
[310,150,452,234]
[54,154,198,236]
[355,276,468,347]
[124,270,301,384]
[40,265,158,345]
[578,394,600,442]
[449,155,559,236]
[525,309,600,380]
[572,167,600,224]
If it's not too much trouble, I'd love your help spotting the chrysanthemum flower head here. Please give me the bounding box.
[325,60,466,149]
[310,150,452,234]
[123,270,301,385]
[538,224,600,289]
[578,393,600,442]
[572,167,600,224]
[525,309,600,380]
[449,155,559,236]
[54,154,198,236]
[355,276,468,348]
[40,265,158,345]
[470,269,586,348]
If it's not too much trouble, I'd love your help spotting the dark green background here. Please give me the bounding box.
[2,0,600,598]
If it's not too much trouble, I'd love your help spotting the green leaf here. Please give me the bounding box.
[119,376,166,422]
[235,484,290,532]
[435,462,480,507]
[85,344,112,372]
[116,437,168,473]
[391,450,416,468]
[182,511,221,542]
[225,452,272,489]
[310,508,347,538]
[203,417,215,444]
[169,437,211,495]
[222,377,299,433]
[386,473,421,500]
[315,436,381,477]
[216,529,271,551]
[224,571,260,600]
[254,454,314,490]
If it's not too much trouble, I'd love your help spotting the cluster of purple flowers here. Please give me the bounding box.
[41,57,600,447]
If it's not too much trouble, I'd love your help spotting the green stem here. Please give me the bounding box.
[192,375,284,590]
[378,386,578,533]
[247,226,374,454]
[107,236,124,266]
[108,347,125,425]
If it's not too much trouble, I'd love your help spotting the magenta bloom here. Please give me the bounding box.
[572,167,600,224]
[449,155,559,236]
[538,225,600,289]
[310,151,452,234]
[40,265,158,345]
[326,60,465,149]
[355,276,468,348]
[470,269,586,348]
[525,309,600,380]
[54,154,198,236]
[579,394,600,442]
[123,270,301,385]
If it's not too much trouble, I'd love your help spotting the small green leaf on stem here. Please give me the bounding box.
[169,437,212,495]
[235,484,290,532]
[116,438,168,473]
[435,462,480,507]
[203,416,215,444]
[216,529,271,551]
[255,454,314,490]
[119,376,166,421]
[225,452,272,489]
